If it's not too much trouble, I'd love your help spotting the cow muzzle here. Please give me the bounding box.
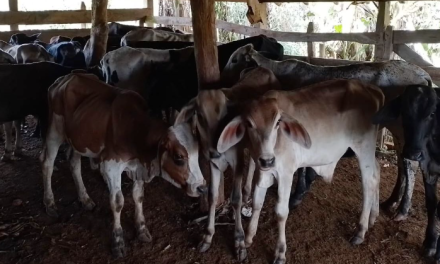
[258,156,275,170]
[186,181,207,198]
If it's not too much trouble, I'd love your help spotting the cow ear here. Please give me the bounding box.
[372,96,401,124]
[217,116,245,153]
[174,98,196,125]
[280,113,311,149]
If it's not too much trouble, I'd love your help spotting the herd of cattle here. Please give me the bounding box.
[0,21,439,263]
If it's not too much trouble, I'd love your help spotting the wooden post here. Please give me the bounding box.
[246,0,268,28]
[8,0,18,31]
[190,0,222,208]
[80,1,87,29]
[189,0,220,89]
[374,1,390,61]
[146,0,154,27]
[85,0,108,67]
[306,22,314,62]
[319,43,325,58]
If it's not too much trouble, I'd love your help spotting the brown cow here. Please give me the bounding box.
[176,67,282,259]
[40,73,207,257]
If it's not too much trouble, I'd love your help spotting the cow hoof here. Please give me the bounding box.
[46,206,59,218]
[393,213,408,222]
[198,241,211,253]
[138,230,152,243]
[82,199,96,211]
[273,258,286,264]
[289,198,302,210]
[424,247,436,257]
[111,243,126,258]
[236,247,247,262]
[1,155,11,162]
[350,236,364,245]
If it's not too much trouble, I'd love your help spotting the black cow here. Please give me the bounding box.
[108,22,180,36]
[47,41,86,69]
[372,85,440,260]
[9,33,41,45]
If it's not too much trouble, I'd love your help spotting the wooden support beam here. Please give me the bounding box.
[0,8,151,25]
[81,1,87,29]
[8,0,18,31]
[374,1,390,61]
[85,0,108,67]
[393,29,440,44]
[190,0,222,208]
[319,43,325,58]
[393,44,433,67]
[383,25,394,60]
[306,22,314,62]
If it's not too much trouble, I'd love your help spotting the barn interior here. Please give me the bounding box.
[0,0,439,263]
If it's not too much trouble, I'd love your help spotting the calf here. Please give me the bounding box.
[41,73,207,257]
[0,62,73,160]
[217,79,384,263]
[176,67,282,260]
[9,33,41,45]
[120,28,194,46]
[372,85,440,258]
[223,44,431,220]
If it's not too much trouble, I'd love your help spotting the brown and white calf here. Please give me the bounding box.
[217,79,384,263]
[120,28,194,46]
[222,43,432,221]
[41,73,207,257]
[176,66,282,260]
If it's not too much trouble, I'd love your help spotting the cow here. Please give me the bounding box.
[222,44,432,220]
[125,40,194,50]
[372,85,440,259]
[120,28,194,46]
[108,22,181,36]
[100,46,194,91]
[47,41,86,69]
[9,33,41,45]
[49,35,72,44]
[216,79,384,263]
[175,67,282,259]
[0,62,74,160]
[40,72,207,257]
[0,41,53,63]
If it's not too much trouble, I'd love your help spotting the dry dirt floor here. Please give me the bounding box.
[0,118,436,264]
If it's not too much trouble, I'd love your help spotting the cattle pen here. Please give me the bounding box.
[0,0,439,263]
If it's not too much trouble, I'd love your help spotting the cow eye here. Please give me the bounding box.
[173,154,185,166]
[276,119,281,127]
[245,120,253,128]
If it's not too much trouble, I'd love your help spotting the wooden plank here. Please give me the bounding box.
[393,44,433,67]
[0,8,152,25]
[8,0,18,31]
[84,0,108,67]
[246,0,268,26]
[374,1,390,61]
[383,25,393,60]
[0,29,91,42]
[394,29,440,44]
[306,22,314,62]
[153,16,380,44]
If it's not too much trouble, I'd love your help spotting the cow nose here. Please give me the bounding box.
[259,157,275,169]
[197,185,208,195]
[209,150,221,159]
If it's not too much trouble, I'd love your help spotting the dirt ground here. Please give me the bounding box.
[0,118,435,264]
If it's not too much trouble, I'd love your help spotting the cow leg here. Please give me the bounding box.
[380,138,405,212]
[273,170,294,264]
[69,152,95,211]
[350,145,379,245]
[132,179,152,243]
[41,114,65,217]
[289,167,317,209]
[198,163,222,252]
[231,155,247,261]
[1,123,13,161]
[394,159,418,221]
[245,172,273,248]
[101,161,126,258]
[421,168,438,257]
[13,120,22,156]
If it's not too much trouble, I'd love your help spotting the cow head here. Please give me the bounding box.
[9,33,41,45]
[373,85,439,161]
[175,90,229,160]
[217,94,311,170]
[158,122,207,197]
[221,44,258,87]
